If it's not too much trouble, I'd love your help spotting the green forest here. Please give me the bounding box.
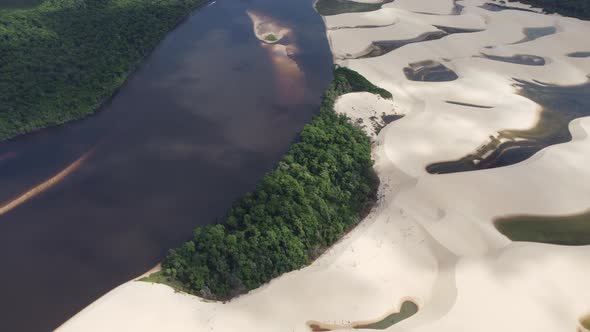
[0,0,206,141]
[511,0,590,19]
[495,210,590,246]
[153,68,388,299]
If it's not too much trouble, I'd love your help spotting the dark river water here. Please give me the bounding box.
[0,0,332,330]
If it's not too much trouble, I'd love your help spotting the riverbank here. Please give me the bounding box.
[58,0,590,331]
[0,0,209,142]
[142,66,381,300]
[0,0,335,329]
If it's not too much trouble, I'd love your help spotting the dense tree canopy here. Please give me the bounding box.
[331,67,392,99]
[159,68,388,299]
[0,0,206,141]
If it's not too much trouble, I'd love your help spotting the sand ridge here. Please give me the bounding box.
[0,147,95,218]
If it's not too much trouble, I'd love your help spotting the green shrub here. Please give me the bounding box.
[160,67,389,299]
[264,34,278,42]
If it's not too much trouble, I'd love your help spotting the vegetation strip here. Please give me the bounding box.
[495,210,590,246]
[355,301,419,330]
[0,0,208,141]
[145,67,390,299]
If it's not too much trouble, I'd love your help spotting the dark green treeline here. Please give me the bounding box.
[157,68,389,299]
[0,0,206,141]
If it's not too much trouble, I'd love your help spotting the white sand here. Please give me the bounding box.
[57,1,590,331]
[386,0,457,15]
[0,148,94,218]
[246,10,291,44]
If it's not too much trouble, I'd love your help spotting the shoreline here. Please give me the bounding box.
[57,0,590,331]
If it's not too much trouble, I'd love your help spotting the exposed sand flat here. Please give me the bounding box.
[58,1,590,331]
[328,21,440,59]
[394,243,590,332]
[334,92,403,139]
[385,0,456,15]
[246,10,306,104]
[262,42,306,104]
[391,117,590,256]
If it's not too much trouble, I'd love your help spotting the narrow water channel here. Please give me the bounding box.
[0,0,332,330]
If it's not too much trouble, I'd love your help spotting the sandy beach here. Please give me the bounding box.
[58,0,590,331]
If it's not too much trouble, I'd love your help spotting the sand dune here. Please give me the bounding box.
[58,1,590,331]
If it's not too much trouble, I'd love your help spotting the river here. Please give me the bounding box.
[0,0,332,330]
